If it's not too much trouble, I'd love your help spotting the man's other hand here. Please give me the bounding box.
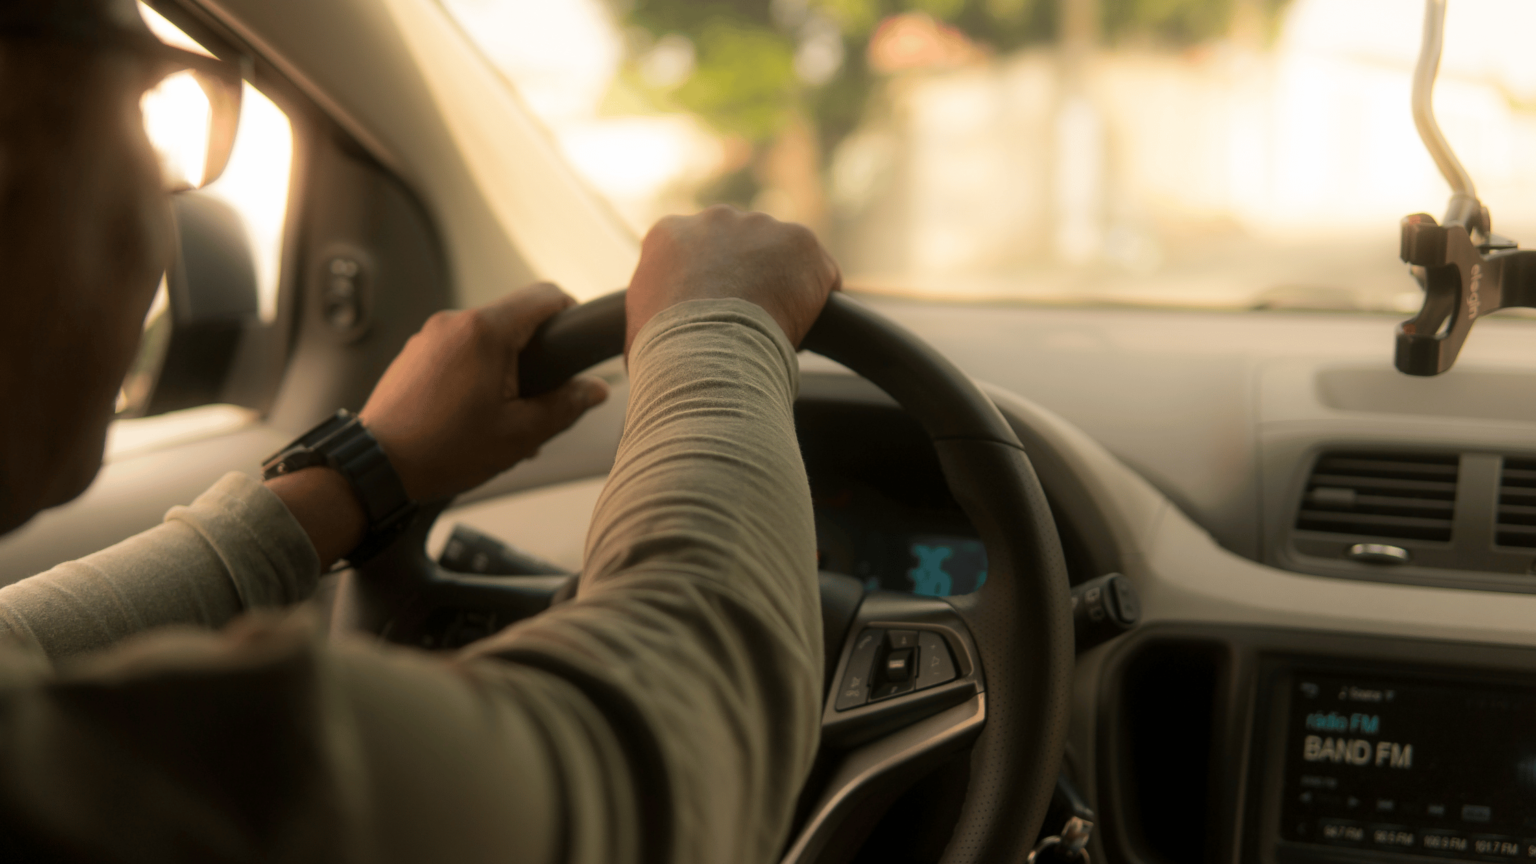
[626,206,841,355]
[360,283,610,503]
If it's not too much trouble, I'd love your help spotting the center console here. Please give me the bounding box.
[1095,626,1536,864]
[1263,667,1536,863]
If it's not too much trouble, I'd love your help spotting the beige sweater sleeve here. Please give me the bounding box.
[0,299,822,864]
[0,471,321,659]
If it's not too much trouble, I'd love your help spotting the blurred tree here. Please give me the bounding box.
[1101,0,1290,45]
[614,0,1289,212]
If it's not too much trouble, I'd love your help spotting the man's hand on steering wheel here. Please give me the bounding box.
[359,282,610,503]
[365,205,839,504]
[626,205,841,354]
[265,283,603,567]
[270,206,838,568]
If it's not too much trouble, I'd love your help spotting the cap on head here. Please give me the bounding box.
[0,0,153,39]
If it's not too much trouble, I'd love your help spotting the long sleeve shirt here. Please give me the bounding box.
[0,298,822,864]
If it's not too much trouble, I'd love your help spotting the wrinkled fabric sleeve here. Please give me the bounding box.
[466,298,824,863]
[0,299,822,864]
[0,472,320,660]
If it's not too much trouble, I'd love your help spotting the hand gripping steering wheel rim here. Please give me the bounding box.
[516,291,1075,864]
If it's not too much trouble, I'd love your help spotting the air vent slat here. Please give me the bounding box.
[1496,457,1536,548]
[1501,468,1536,487]
[1313,457,1459,479]
[1294,451,1457,545]
[1308,474,1457,497]
[1304,493,1452,516]
[1495,524,1536,549]
[1502,489,1536,506]
[1497,503,1536,526]
[1297,511,1456,538]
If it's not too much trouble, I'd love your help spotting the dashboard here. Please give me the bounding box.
[10,291,1536,864]
[792,301,1536,864]
[303,302,1536,864]
[798,399,988,597]
[1094,627,1536,864]
[1274,669,1534,857]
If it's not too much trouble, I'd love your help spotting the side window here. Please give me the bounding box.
[115,3,294,427]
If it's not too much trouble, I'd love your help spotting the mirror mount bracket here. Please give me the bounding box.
[1392,0,1536,375]
[1396,214,1536,375]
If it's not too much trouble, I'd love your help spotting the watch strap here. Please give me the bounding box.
[262,410,417,564]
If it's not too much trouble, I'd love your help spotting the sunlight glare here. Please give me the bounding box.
[439,0,620,123]
[137,3,214,57]
[205,85,293,323]
[135,2,292,324]
[140,71,209,191]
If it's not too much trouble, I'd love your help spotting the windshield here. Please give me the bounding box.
[439,0,1536,313]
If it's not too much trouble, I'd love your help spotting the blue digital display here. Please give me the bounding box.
[905,535,987,596]
[1280,671,1536,859]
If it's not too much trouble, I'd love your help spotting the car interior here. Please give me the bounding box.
[5,0,1536,862]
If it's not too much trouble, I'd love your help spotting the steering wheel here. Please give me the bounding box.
[348,291,1074,864]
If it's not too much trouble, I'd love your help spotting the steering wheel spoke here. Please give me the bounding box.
[821,591,982,747]
[780,590,985,862]
[785,696,985,864]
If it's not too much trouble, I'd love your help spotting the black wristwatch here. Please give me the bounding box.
[262,410,418,564]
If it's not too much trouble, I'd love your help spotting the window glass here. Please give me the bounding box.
[440,0,1536,313]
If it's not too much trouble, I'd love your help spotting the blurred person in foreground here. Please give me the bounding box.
[0,1,839,861]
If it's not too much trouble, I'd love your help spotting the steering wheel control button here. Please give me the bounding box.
[834,629,885,711]
[884,648,914,681]
[887,630,919,650]
[1071,573,1141,652]
[915,631,956,689]
[870,678,916,701]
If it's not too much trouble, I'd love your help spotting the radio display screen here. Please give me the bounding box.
[1279,671,1536,859]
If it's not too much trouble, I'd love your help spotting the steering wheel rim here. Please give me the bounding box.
[514,291,1074,863]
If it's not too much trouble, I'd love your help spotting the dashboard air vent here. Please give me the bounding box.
[1496,457,1536,549]
[1295,452,1458,543]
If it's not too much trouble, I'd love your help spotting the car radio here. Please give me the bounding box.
[1267,667,1536,864]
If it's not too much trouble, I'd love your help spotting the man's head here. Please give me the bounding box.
[0,0,174,534]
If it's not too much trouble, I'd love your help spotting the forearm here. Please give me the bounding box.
[0,472,320,660]
[471,299,823,863]
[264,467,366,572]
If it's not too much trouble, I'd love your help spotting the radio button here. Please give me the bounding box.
[1471,837,1521,858]
[1319,820,1366,844]
[1370,826,1416,848]
[1462,805,1493,824]
[1421,831,1470,855]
